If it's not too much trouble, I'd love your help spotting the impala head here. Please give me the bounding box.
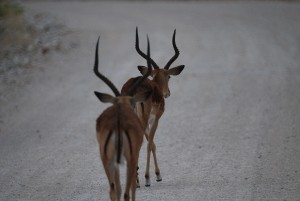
[135,27,185,98]
[93,36,152,108]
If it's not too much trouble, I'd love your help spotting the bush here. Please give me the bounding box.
[0,1,23,18]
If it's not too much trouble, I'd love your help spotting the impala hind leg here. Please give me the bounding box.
[124,159,137,201]
[114,168,121,201]
[102,159,116,201]
[131,161,138,201]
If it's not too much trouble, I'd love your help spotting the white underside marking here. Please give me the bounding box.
[147,114,156,133]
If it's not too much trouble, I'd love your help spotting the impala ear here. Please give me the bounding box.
[94,91,115,103]
[138,66,153,76]
[168,65,185,76]
[132,89,152,104]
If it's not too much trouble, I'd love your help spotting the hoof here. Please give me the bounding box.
[156,174,162,182]
[145,179,151,187]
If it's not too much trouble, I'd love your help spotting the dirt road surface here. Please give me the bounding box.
[1,1,300,200]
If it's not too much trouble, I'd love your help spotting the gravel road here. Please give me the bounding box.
[1,1,300,200]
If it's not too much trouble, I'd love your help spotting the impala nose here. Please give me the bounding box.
[164,90,170,98]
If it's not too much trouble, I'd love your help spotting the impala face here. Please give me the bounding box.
[138,65,185,98]
[153,70,171,98]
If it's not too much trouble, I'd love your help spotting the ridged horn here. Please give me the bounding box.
[93,36,120,97]
[127,36,152,95]
[164,29,180,69]
[135,27,159,69]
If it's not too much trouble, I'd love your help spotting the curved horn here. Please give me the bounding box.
[164,29,180,69]
[94,36,120,97]
[127,37,152,96]
[135,27,159,69]
[147,34,152,68]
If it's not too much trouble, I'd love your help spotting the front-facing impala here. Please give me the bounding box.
[121,28,185,187]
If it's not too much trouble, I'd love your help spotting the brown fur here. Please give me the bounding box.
[126,28,185,187]
[121,74,165,187]
[96,98,144,201]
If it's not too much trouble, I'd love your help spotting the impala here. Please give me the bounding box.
[94,36,151,201]
[121,28,185,187]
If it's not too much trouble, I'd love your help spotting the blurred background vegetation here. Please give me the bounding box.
[0,0,28,47]
[0,0,23,17]
[0,0,37,71]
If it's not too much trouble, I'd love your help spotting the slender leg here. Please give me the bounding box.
[145,142,152,187]
[151,143,162,182]
[145,119,159,187]
[136,166,140,188]
[124,159,135,201]
[114,167,121,201]
[131,160,138,201]
[102,158,115,201]
[100,144,117,201]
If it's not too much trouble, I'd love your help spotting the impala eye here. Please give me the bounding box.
[168,75,171,79]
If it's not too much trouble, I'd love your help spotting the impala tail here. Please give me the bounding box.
[115,122,124,165]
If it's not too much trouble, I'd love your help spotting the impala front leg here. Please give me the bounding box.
[145,118,160,187]
[145,141,152,187]
[136,166,140,188]
[151,142,162,182]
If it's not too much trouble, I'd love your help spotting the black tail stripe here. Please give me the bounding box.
[104,131,113,156]
[116,120,123,164]
[117,136,122,163]
[141,102,145,115]
[125,131,133,154]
